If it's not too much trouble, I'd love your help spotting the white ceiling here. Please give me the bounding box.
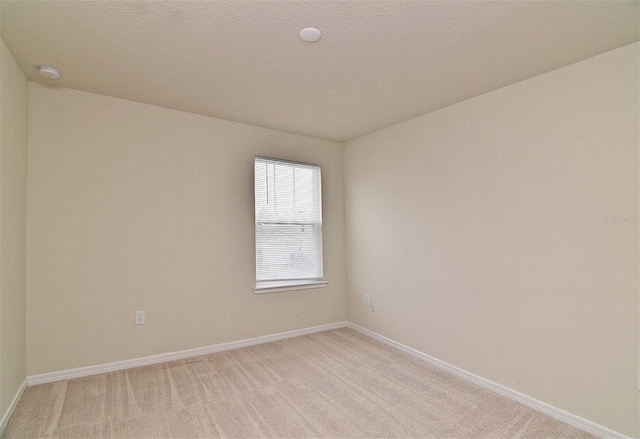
[2,1,638,142]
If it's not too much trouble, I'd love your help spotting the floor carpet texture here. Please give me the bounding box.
[3,328,595,438]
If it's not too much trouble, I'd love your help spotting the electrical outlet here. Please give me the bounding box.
[365,294,370,306]
[135,310,145,325]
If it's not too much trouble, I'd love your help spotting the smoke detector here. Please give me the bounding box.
[300,27,322,42]
[37,65,60,80]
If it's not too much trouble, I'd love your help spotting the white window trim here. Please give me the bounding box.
[254,156,326,294]
[254,280,328,294]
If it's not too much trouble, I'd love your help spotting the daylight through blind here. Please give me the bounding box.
[254,157,323,283]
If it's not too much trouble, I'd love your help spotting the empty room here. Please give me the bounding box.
[0,0,638,438]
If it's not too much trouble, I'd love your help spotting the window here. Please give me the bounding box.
[254,156,326,293]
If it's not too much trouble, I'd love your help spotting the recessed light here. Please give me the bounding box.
[37,65,60,80]
[300,27,321,43]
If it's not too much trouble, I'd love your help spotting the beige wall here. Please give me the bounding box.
[345,43,639,436]
[0,39,28,416]
[26,83,346,375]
[20,40,640,436]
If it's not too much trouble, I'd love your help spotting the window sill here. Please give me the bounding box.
[254,280,328,294]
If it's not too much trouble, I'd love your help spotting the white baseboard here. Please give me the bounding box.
[21,320,630,439]
[346,322,629,439]
[28,321,347,386]
[0,377,27,436]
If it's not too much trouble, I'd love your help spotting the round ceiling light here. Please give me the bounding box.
[37,65,60,80]
[300,27,322,42]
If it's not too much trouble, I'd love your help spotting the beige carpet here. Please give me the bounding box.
[4,328,594,439]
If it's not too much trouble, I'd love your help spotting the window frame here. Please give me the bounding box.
[253,156,327,294]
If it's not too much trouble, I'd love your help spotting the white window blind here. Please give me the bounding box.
[254,156,323,287]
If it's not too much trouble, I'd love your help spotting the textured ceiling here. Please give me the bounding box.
[2,0,638,142]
